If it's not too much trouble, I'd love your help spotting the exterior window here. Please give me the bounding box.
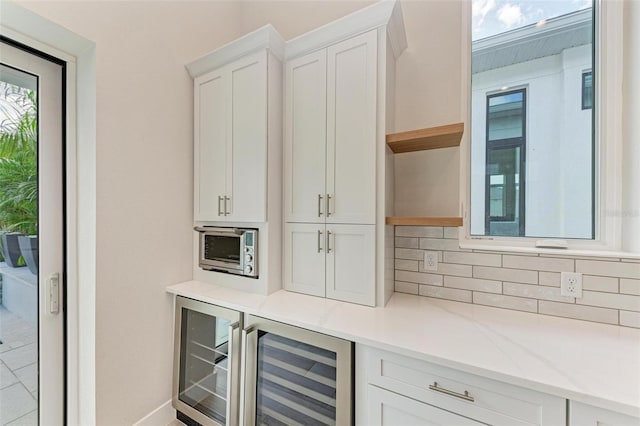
[471,1,594,240]
[485,90,526,236]
[582,71,593,109]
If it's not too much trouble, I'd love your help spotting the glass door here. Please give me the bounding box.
[173,297,241,426]
[0,41,65,425]
[243,316,353,426]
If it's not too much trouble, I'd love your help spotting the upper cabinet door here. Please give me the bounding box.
[194,69,228,221]
[284,49,327,223]
[325,224,375,305]
[326,30,378,225]
[284,223,326,297]
[227,51,268,222]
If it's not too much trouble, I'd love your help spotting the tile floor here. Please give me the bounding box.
[0,305,38,425]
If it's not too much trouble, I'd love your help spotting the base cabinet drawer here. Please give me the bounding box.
[570,401,640,426]
[368,385,485,426]
[359,346,566,426]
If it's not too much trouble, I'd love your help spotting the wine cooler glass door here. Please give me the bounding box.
[242,316,353,426]
[174,297,241,426]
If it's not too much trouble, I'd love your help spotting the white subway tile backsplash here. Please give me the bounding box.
[444,251,501,267]
[502,255,574,273]
[419,262,472,277]
[444,276,502,293]
[538,301,619,325]
[395,270,443,286]
[395,237,419,249]
[395,259,419,272]
[503,282,575,303]
[473,293,537,313]
[576,291,640,311]
[396,226,443,238]
[576,260,640,279]
[619,311,640,328]
[539,272,561,287]
[443,227,459,239]
[395,248,424,261]
[394,226,639,327]
[420,238,463,251]
[419,285,472,303]
[473,266,538,284]
[620,278,640,296]
[395,281,419,295]
[540,254,620,261]
[582,275,619,293]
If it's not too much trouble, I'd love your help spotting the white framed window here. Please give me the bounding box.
[461,0,628,256]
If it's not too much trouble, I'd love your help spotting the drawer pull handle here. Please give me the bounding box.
[428,382,475,402]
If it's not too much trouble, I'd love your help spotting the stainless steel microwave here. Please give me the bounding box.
[195,227,258,278]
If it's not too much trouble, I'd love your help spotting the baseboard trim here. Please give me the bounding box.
[133,399,174,426]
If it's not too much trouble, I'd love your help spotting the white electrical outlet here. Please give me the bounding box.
[423,251,439,271]
[561,272,583,298]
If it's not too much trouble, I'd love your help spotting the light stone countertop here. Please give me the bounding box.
[167,280,640,418]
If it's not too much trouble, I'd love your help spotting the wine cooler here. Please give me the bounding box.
[173,297,242,426]
[173,297,353,426]
[242,315,353,426]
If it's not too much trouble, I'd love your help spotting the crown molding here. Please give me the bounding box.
[186,24,285,78]
[285,0,407,60]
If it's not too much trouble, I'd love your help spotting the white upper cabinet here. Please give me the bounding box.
[227,52,268,222]
[284,50,327,223]
[194,51,267,222]
[283,0,407,306]
[326,30,377,225]
[284,29,377,225]
[195,69,227,221]
[189,26,284,223]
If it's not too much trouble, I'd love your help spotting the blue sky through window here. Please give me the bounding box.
[472,0,592,41]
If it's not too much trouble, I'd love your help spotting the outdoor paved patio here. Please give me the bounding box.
[0,304,38,425]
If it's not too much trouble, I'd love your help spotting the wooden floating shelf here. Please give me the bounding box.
[386,122,464,153]
[386,216,463,226]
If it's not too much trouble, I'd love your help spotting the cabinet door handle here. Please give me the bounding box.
[224,196,230,216]
[317,230,323,253]
[326,194,332,217]
[218,196,224,216]
[327,230,332,253]
[318,194,324,217]
[428,382,475,402]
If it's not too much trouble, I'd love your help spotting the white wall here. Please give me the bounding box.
[470,44,593,238]
[239,0,374,39]
[393,0,462,217]
[14,1,243,424]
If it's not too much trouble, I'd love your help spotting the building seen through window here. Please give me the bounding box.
[471,0,594,239]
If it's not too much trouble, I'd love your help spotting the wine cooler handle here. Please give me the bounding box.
[225,322,240,426]
[240,326,257,426]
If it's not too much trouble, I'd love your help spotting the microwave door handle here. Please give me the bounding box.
[241,326,258,426]
[193,227,244,236]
